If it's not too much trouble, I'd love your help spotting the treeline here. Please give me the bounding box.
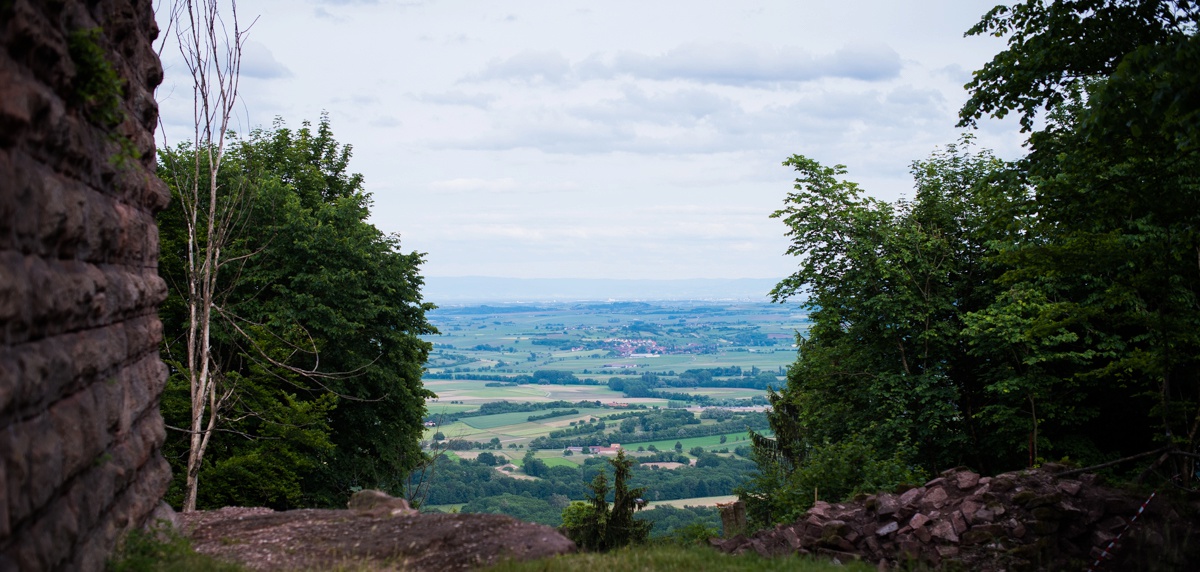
[417,453,756,513]
[528,409,767,450]
[422,370,603,385]
[426,400,619,424]
[527,409,580,422]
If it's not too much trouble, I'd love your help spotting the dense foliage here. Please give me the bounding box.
[157,116,435,509]
[743,0,1200,527]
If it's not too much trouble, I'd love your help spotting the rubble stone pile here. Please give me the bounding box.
[713,466,1199,570]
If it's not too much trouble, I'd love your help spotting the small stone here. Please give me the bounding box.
[875,494,899,516]
[864,535,882,556]
[834,537,856,552]
[975,508,995,523]
[821,519,849,539]
[914,525,932,543]
[955,471,981,490]
[922,487,949,509]
[1097,516,1127,532]
[808,501,832,518]
[876,521,899,537]
[990,477,1015,492]
[347,489,417,516]
[1026,493,1062,509]
[951,511,968,535]
[924,477,946,488]
[1057,480,1082,496]
[1031,506,1063,521]
[931,520,959,543]
[909,513,930,529]
[899,487,925,507]
[960,530,994,545]
[936,545,960,558]
[782,527,802,549]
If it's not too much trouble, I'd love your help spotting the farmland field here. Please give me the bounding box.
[647,495,738,508]
[412,300,807,533]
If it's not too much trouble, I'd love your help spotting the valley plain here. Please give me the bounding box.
[413,300,807,534]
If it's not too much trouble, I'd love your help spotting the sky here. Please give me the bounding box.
[153,0,1027,281]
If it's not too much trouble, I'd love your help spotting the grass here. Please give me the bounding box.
[485,544,872,572]
[107,525,243,572]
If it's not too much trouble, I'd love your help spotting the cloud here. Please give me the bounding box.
[239,40,291,79]
[427,178,581,194]
[590,43,901,85]
[412,90,498,108]
[464,43,901,87]
[467,50,572,83]
[571,86,733,125]
[429,178,519,193]
[371,116,401,128]
[430,83,948,156]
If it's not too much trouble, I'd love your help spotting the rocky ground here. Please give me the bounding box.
[712,466,1200,571]
[176,492,575,571]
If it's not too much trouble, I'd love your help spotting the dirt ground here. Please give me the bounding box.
[179,506,576,571]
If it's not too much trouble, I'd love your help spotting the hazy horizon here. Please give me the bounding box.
[422,276,787,303]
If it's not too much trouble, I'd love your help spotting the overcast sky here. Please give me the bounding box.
[154,0,1025,281]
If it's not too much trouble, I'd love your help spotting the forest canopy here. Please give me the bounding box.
[741,0,1200,527]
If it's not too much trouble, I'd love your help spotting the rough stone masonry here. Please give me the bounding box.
[0,0,171,569]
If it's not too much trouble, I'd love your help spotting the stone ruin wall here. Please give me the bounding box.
[0,0,171,569]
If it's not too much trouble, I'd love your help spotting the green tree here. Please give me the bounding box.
[522,450,548,477]
[158,116,436,509]
[740,141,1015,526]
[561,450,650,550]
[961,0,1200,469]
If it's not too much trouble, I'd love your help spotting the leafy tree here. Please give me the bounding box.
[740,141,1015,525]
[158,116,435,509]
[961,0,1200,468]
[743,2,1200,528]
[522,450,548,477]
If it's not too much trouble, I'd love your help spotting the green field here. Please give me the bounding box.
[411,302,797,532]
[646,495,738,508]
[620,430,768,453]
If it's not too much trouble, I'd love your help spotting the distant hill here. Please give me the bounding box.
[422,277,782,303]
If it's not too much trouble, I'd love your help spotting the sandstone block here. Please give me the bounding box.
[898,486,924,507]
[348,489,417,516]
[921,486,948,510]
[955,471,980,490]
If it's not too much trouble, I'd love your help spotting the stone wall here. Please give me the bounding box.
[0,0,170,569]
